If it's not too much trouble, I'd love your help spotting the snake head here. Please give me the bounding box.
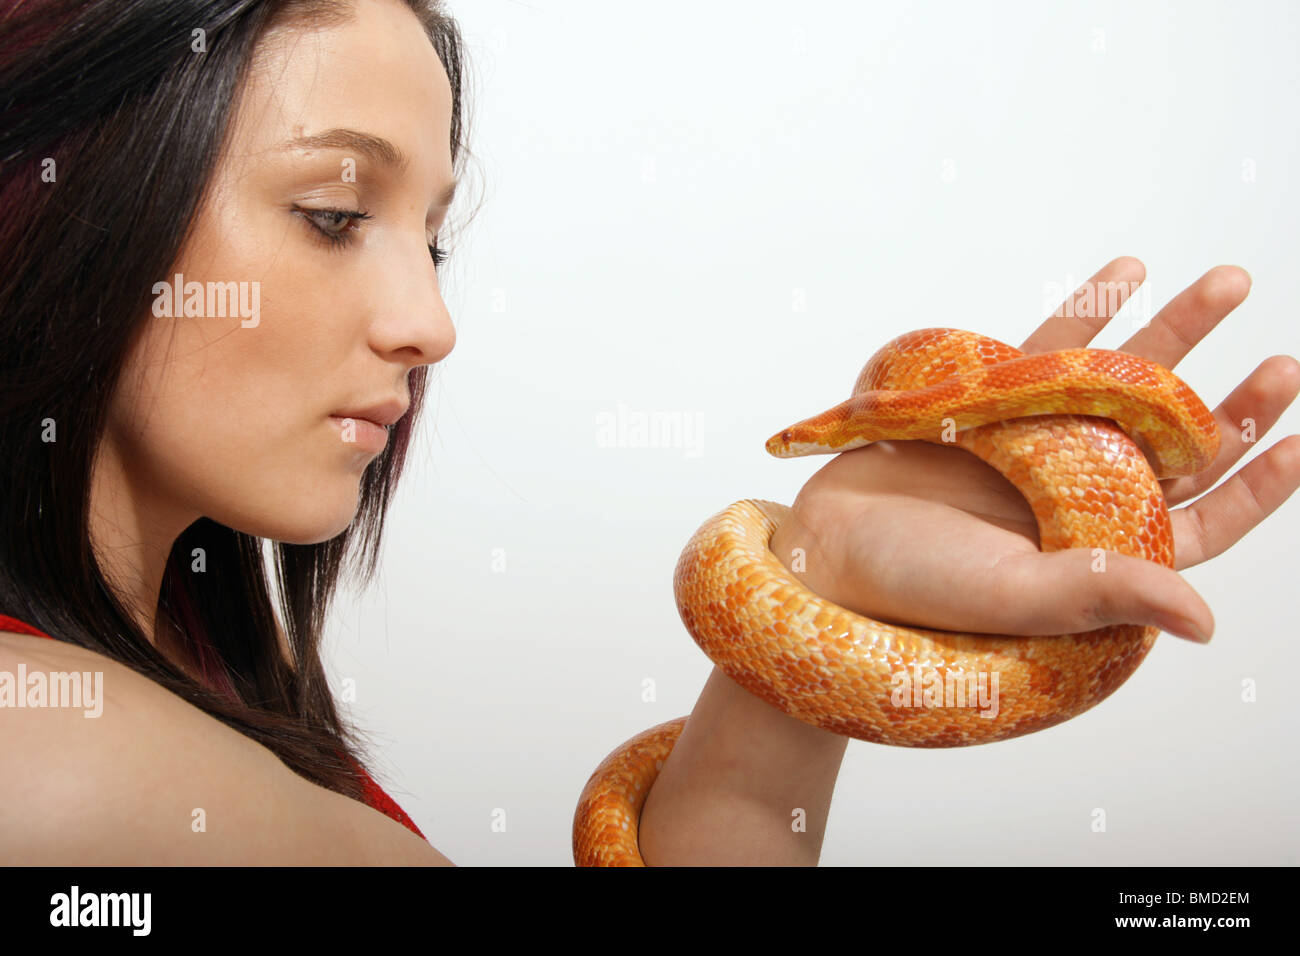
[765,428,795,456]
[759,426,842,460]
[767,395,883,458]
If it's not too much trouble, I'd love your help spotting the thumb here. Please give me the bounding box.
[985,548,1215,643]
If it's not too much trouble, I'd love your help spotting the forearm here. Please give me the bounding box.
[637,664,848,865]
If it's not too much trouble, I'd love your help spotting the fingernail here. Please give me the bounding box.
[1165,616,1211,643]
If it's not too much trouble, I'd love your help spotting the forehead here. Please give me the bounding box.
[230,0,453,178]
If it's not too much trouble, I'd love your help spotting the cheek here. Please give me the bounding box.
[114,313,367,543]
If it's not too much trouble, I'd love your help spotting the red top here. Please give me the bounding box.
[0,612,426,842]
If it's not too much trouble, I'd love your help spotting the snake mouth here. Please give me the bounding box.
[765,429,795,456]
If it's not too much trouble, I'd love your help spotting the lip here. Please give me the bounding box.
[329,414,390,453]
[329,397,408,455]
[332,398,409,427]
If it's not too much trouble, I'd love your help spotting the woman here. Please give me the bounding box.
[2,0,1297,865]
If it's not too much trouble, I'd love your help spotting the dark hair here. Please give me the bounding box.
[0,0,476,801]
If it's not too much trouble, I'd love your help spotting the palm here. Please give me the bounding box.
[770,259,1300,644]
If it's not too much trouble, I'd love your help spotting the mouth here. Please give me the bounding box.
[327,395,409,456]
[329,414,391,453]
[331,397,409,428]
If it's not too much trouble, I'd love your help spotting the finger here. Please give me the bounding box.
[982,548,1213,642]
[1019,256,1146,354]
[1115,265,1251,369]
[1162,354,1300,505]
[1169,433,1300,570]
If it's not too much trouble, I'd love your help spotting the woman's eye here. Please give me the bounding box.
[296,206,447,267]
[296,206,372,248]
[312,209,362,236]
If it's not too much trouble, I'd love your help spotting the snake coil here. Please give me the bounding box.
[572,328,1219,866]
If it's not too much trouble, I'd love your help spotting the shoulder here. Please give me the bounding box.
[0,630,451,864]
[0,629,279,860]
[0,629,187,725]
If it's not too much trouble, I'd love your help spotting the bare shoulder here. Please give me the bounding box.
[0,630,453,865]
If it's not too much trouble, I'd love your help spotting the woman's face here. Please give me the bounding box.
[104,0,456,544]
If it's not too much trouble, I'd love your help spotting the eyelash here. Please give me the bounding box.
[295,206,448,266]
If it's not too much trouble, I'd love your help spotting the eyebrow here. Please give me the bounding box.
[275,128,458,206]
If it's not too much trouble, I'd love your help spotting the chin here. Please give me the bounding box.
[233,497,363,545]
[209,466,366,543]
[273,522,356,546]
[284,507,363,545]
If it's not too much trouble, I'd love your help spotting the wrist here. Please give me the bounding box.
[670,665,848,803]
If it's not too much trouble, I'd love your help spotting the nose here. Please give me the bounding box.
[368,237,457,368]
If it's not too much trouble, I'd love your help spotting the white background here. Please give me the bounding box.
[321,0,1300,865]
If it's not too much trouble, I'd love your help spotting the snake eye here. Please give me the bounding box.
[782,430,792,442]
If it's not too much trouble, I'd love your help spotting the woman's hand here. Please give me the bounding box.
[769,258,1300,644]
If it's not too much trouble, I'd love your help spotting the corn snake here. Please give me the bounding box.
[572,327,1220,866]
